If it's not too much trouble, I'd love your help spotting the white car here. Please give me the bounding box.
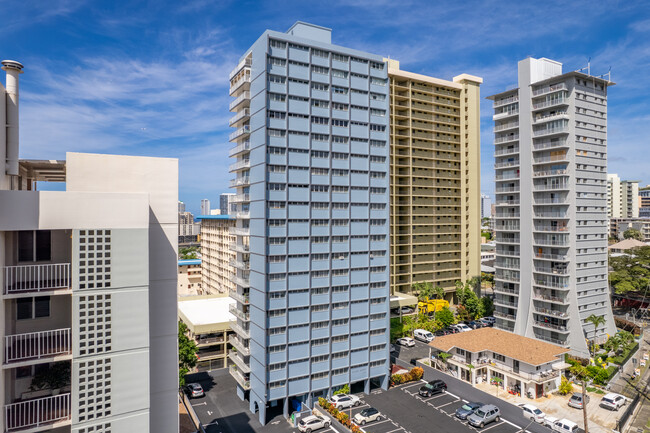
[543,415,559,428]
[552,418,579,433]
[298,415,330,433]
[329,394,361,409]
[521,404,545,423]
[454,323,472,332]
[396,337,415,347]
[353,407,383,425]
[600,393,626,411]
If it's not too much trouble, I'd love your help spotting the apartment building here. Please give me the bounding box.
[607,173,639,218]
[387,60,482,299]
[220,193,235,215]
[196,215,236,294]
[488,57,616,357]
[0,60,178,433]
[200,199,210,216]
[638,189,650,217]
[228,22,390,424]
[481,194,492,219]
[610,218,650,242]
[178,259,202,295]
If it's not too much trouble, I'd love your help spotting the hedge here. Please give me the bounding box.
[613,342,639,366]
[390,367,424,387]
[318,397,362,433]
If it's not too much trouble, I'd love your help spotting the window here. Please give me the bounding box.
[370,92,386,101]
[332,102,349,111]
[370,108,386,117]
[332,53,349,62]
[17,296,50,320]
[269,93,286,102]
[332,119,349,127]
[268,111,286,119]
[370,124,386,132]
[312,66,329,75]
[269,57,286,67]
[312,99,329,108]
[371,77,386,86]
[18,230,51,262]
[332,86,348,94]
[312,49,328,58]
[312,116,329,125]
[269,75,285,83]
[312,82,329,91]
[270,40,286,49]
[493,353,506,362]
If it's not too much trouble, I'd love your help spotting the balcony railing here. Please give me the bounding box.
[229,176,250,188]
[533,306,569,318]
[533,321,569,332]
[533,139,568,151]
[494,122,519,132]
[5,393,71,431]
[533,155,569,164]
[229,259,250,271]
[229,125,251,142]
[228,351,251,373]
[229,109,250,127]
[532,82,567,97]
[229,243,249,253]
[533,168,568,177]
[533,293,568,304]
[533,112,569,124]
[494,135,519,144]
[229,304,250,322]
[534,334,570,346]
[229,365,251,390]
[229,74,251,95]
[228,335,250,356]
[533,182,570,191]
[5,328,71,364]
[533,125,569,137]
[534,279,569,290]
[230,320,251,340]
[534,266,569,275]
[535,253,569,261]
[229,58,252,80]
[494,285,519,295]
[493,109,519,120]
[228,289,249,305]
[494,311,516,321]
[493,96,519,108]
[534,238,569,247]
[3,264,70,295]
[229,141,251,157]
[494,161,520,169]
[533,97,568,110]
[229,91,250,111]
[229,159,250,172]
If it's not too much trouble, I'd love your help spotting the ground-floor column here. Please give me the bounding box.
[283,397,289,419]
[364,378,370,394]
[380,373,389,390]
[236,384,245,401]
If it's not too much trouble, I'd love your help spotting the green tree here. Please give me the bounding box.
[558,376,573,395]
[623,228,644,241]
[179,246,199,260]
[481,272,494,290]
[585,314,606,358]
[608,246,650,294]
[435,306,455,328]
[178,321,198,386]
[480,296,494,317]
[455,281,482,319]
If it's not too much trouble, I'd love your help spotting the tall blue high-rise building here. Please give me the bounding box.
[227,22,390,424]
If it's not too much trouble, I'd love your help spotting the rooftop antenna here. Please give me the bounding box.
[598,66,612,83]
[575,57,591,75]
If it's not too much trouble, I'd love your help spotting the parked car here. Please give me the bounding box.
[481,316,496,324]
[183,383,204,398]
[467,404,500,428]
[478,318,493,327]
[568,392,589,409]
[419,379,447,397]
[453,323,472,332]
[329,394,361,409]
[444,326,460,334]
[521,404,545,423]
[455,402,482,420]
[543,416,558,428]
[396,337,416,347]
[353,407,383,425]
[413,329,435,342]
[400,306,415,314]
[435,329,451,337]
[298,415,331,433]
[552,418,579,433]
[600,393,626,411]
[464,320,482,329]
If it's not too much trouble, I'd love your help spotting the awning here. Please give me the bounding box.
[552,362,571,371]
[389,291,419,308]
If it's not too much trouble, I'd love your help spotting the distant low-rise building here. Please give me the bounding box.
[607,174,639,218]
[178,295,236,372]
[608,238,648,254]
[610,218,650,242]
[196,215,236,294]
[428,328,569,398]
[178,259,203,295]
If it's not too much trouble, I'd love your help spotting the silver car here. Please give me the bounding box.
[467,404,500,428]
[568,392,589,409]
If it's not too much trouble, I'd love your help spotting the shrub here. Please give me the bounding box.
[410,367,424,381]
[558,376,573,395]
[334,384,350,395]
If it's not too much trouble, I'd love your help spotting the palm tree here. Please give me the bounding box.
[585,314,606,358]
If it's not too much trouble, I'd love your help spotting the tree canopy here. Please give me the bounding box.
[178,321,198,386]
[623,228,644,241]
[609,246,650,294]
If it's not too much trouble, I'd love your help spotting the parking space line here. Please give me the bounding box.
[480,421,504,431]
[435,400,457,409]
[501,418,523,429]
[444,390,460,399]
[399,381,426,391]
[419,393,447,402]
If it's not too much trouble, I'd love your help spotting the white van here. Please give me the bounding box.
[552,419,579,433]
[413,329,434,343]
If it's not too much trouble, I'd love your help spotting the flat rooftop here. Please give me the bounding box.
[429,327,569,366]
[178,259,201,266]
[178,296,235,334]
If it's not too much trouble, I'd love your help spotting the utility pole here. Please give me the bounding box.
[582,379,589,433]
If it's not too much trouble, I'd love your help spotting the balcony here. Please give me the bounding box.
[493,109,519,121]
[534,279,569,290]
[228,289,249,305]
[534,197,568,205]
[229,304,250,322]
[229,176,250,188]
[228,351,251,373]
[494,212,520,219]
[229,58,252,80]
[494,121,519,132]
[534,334,569,347]
[229,365,251,390]
[494,161,520,169]
[229,141,251,158]
[533,112,569,124]
[533,124,569,137]
[229,108,251,127]
[229,243,249,253]
[534,266,569,276]
[533,306,569,318]
[496,237,520,244]
[533,210,569,219]
[533,182,570,191]
[229,159,250,172]
[232,274,250,288]
[494,298,517,308]
[3,264,71,295]
[534,238,569,247]
[229,259,250,271]
[496,250,519,257]
[234,210,250,219]
[495,186,520,193]
[495,174,519,181]
[229,74,251,96]
[4,393,71,431]
[229,125,251,142]
[533,293,568,304]
[495,199,520,206]
[494,135,519,144]
[535,252,569,261]
[229,226,250,236]
[533,154,569,165]
[533,97,569,111]
[495,223,520,231]
[229,320,250,340]
[493,96,519,108]
[229,335,250,357]
[494,146,519,156]
[533,320,569,333]
[231,194,250,204]
[5,329,71,365]
[494,285,519,295]
[229,91,251,112]
[533,168,568,178]
[532,82,567,97]
[533,138,568,151]
[494,311,516,321]
[534,225,568,233]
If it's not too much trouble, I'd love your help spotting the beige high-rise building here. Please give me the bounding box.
[387,60,482,299]
[196,215,236,294]
[607,173,639,218]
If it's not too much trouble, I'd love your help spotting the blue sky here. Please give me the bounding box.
[1,0,649,215]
